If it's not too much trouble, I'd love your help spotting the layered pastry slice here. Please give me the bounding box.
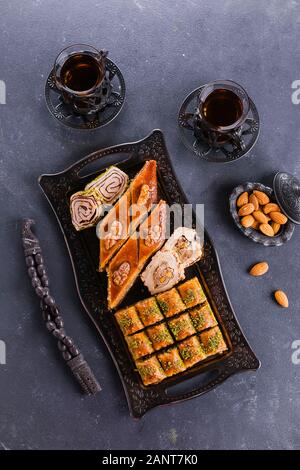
[189,302,217,332]
[156,288,185,318]
[141,251,185,295]
[134,297,164,326]
[98,160,158,271]
[178,336,206,368]
[146,323,174,351]
[200,326,227,357]
[135,356,166,386]
[70,189,103,231]
[177,277,206,308]
[168,313,196,341]
[125,331,154,360]
[114,305,144,336]
[129,160,157,232]
[158,347,186,377]
[107,200,167,309]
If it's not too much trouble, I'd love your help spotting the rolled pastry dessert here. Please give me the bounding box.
[162,227,202,268]
[141,251,185,295]
[70,189,102,231]
[85,166,128,205]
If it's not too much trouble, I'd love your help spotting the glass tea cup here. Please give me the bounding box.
[54,44,111,115]
[194,80,250,150]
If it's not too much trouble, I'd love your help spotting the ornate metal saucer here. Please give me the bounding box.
[273,172,300,225]
[229,181,295,246]
[45,58,126,130]
[178,85,260,163]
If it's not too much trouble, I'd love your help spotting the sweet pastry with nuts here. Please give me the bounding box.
[135,356,167,385]
[141,251,185,295]
[158,347,186,377]
[114,305,143,336]
[85,165,129,205]
[168,313,196,341]
[200,326,227,356]
[107,201,166,309]
[125,331,154,360]
[98,160,158,271]
[189,302,218,332]
[178,336,206,368]
[70,189,103,231]
[146,323,174,351]
[135,297,164,326]
[162,227,202,268]
[156,288,185,318]
[177,277,206,308]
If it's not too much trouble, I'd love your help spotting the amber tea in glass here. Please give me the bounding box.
[194,80,250,149]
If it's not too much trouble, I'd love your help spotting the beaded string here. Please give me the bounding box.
[22,218,101,395]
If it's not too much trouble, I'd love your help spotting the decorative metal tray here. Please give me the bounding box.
[39,130,260,418]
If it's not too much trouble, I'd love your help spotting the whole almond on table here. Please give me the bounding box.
[253,190,270,205]
[238,203,255,217]
[249,261,269,276]
[263,203,280,214]
[271,221,281,235]
[241,215,255,228]
[259,223,274,237]
[274,290,289,308]
[269,211,288,225]
[237,191,249,207]
[249,193,259,211]
[252,210,270,224]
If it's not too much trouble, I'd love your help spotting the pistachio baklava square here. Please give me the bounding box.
[189,302,217,332]
[146,323,174,351]
[125,331,154,360]
[115,305,144,336]
[178,336,206,368]
[135,297,164,327]
[178,277,206,308]
[156,288,185,318]
[135,356,166,386]
[158,348,186,377]
[200,326,227,357]
[168,313,196,341]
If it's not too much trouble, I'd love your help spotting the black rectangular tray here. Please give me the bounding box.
[39,129,260,418]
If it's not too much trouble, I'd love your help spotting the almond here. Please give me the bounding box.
[252,210,270,224]
[237,191,249,208]
[251,219,260,230]
[249,261,269,277]
[238,203,255,217]
[241,215,255,228]
[271,221,281,235]
[259,223,274,237]
[274,290,289,308]
[263,203,280,214]
[253,190,270,205]
[269,211,288,225]
[249,193,259,211]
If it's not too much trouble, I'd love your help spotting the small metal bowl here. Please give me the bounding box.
[229,182,295,246]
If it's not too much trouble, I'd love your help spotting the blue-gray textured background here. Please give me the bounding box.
[0,0,300,450]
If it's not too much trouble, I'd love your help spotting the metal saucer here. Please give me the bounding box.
[45,58,126,130]
[178,85,260,163]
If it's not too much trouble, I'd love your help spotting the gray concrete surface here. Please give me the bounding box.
[0,0,300,450]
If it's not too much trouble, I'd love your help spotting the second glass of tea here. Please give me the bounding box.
[194,80,250,150]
